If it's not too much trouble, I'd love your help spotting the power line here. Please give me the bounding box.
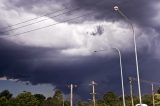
[0,11,95,39]
[0,0,130,39]
[0,8,68,30]
[130,77,160,85]
[0,0,106,31]
[0,0,130,30]
[3,8,80,33]
[1,0,110,39]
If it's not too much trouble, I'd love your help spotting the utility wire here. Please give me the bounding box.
[0,0,130,32]
[130,77,160,85]
[3,8,80,33]
[0,0,132,39]
[0,0,106,31]
[0,8,68,29]
[0,0,109,38]
[0,11,95,38]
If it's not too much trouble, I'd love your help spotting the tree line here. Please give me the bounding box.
[1,89,160,106]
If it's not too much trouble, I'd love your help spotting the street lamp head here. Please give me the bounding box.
[114,6,119,11]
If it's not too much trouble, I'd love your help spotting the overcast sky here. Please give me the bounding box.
[0,0,160,99]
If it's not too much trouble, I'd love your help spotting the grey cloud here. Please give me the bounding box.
[0,0,160,99]
[0,23,10,37]
[7,0,72,14]
[90,25,104,36]
[71,0,159,27]
[0,38,160,98]
[5,0,160,28]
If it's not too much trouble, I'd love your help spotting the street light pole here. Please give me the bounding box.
[94,48,126,106]
[114,6,142,105]
[113,48,126,106]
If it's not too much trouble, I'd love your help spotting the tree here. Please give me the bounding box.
[46,97,52,100]
[7,98,18,106]
[123,96,132,106]
[142,94,152,106]
[53,89,63,101]
[52,89,63,106]
[40,99,54,106]
[0,90,12,100]
[157,87,160,94]
[34,94,45,101]
[103,91,120,106]
[34,94,46,106]
[41,89,63,106]
[96,100,108,106]
[16,92,39,106]
[154,94,160,105]
[64,100,70,106]
[0,96,8,106]
[77,100,84,106]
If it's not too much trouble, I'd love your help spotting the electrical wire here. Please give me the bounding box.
[130,77,160,85]
[0,0,131,39]
[0,8,68,29]
[0,0,109,38]
[0,11,95,38]
[3,8,80,33]
[0,0,106,31]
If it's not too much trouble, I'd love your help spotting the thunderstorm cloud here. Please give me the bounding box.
[0,0,160,98]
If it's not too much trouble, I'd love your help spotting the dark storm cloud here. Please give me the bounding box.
[71,0,160,27]
[1,0,160,99]
[0,22,10,37]
[8,0,62,9]
[0,39,60,78]
[7,0,160,27]
[7,0,72,14]
[0,38,159,98]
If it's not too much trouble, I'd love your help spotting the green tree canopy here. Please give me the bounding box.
[7,98,18,106]
[16,92,39,106]
[0,90,12,100]
[52,89,63,106]
[0,96,8,106]
[142,94,152,106]
[103,91,120,106]
[157,87,160,94]
[154,94,160,105]
[34,94,45,101]
[34,94,46,106]
[53,89,63,101]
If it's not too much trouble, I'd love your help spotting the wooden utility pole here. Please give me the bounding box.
[129,77,134,106]
[89,81,96,106]
[68,84,77,106]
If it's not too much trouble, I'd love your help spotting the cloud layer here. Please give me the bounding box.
[0,0,160,98]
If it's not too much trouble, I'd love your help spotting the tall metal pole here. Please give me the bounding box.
[114,6,142,105]
[114,48,126,106]
[90,81,96,106]
[129,77,134,106]
[94,48,126,106]
[152,83,155,106]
